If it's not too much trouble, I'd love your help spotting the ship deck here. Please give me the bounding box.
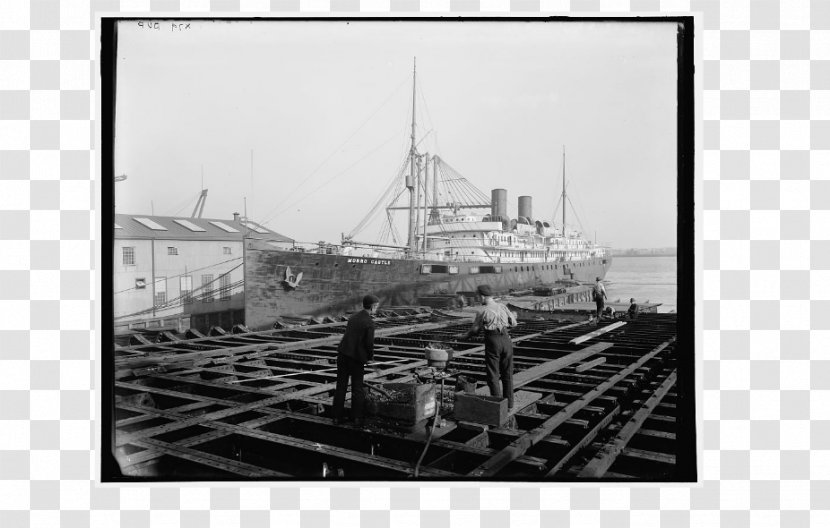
[111,310,683,480]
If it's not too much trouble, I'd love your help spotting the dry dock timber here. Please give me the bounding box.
[112,310,681,480]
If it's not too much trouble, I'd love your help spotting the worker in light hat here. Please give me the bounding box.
[457,284,518,409]
[592,277,608,323]
[332,294,379,427]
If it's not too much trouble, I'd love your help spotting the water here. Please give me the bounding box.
[603,256,677,313]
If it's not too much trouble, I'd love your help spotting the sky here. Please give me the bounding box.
[114,19,679,249]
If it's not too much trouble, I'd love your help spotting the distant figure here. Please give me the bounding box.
[457,285,518,409]
[592,277,608,323]
[332,294,379,427]
[627,298,639,320]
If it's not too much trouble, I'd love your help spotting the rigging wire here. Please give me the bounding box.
[112,256,244,295]
[550,194,564,227]
[564,178,590,236]
[158,189,203,218]
[115,279,245,320]
[437,158,490,205]
[114,263,243,319]
[417,82,437,154]
[263,131,402,224]
[256,75,411,225]
[566,195,588,236]
[348,152,410,238]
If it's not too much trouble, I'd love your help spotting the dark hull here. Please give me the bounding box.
[244,238,612,330]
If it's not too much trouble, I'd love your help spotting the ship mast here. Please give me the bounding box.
[422,153,429,253]
[561,146,566,237]
[406,58,418,252]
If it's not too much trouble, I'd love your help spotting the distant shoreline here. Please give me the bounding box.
[612,253,677,258]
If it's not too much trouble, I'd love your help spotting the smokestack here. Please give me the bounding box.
[491,189,508,219]
[518,196,532,220]
[233,212,240,222]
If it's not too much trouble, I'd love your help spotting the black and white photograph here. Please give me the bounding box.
[103,17,695,482]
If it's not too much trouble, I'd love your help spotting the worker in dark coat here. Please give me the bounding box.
[627,298,639,320]
[457,284,518,409]
[332,294,379,426]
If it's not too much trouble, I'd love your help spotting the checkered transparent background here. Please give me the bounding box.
[1,0,828,526]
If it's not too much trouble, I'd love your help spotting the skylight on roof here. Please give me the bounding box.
[114,223,123,229]
[133,217,168,230]
[210,221,240,233]
[241,221,269,234]
[173,219,207,232]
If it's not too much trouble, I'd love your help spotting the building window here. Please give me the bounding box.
[201,274,214,302]
[122,247,135,265]
[180,276,193,304]
[219,273,231,300]
[167,247,178,256]
[223,247,232,255]
[154,277,167,306]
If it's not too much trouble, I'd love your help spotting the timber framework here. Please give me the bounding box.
[111,310,684,480]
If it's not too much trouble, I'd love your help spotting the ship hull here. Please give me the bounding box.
[244,238,612,330]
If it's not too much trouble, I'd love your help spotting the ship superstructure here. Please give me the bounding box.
[242,59,612,328]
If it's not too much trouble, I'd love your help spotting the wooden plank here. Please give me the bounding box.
[620,447,676,465]
[115,315,445,375]
[113,317,601,473]
[119,405,457,477]
[427,440,548,473]
[226,358,413,384]
[475,342,614,396]
[544,405,621,477]
[602,470,636,479]
[577,370,676,478]
[637,428,676,441]
[128,437,289,478]
[119,387,551,478]
[569,321,626,345]
[575,357,607,373]
[507,391,542,417]
[467,337,675,478]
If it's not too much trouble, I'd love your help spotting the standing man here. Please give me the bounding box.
[458,285,518,409]
[332,294,379,427]
[627,297,639,320]
[592,277,608,323]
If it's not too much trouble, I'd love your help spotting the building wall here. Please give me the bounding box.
[113,238,244,320]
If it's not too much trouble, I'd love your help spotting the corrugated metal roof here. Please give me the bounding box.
[113,214,293,242]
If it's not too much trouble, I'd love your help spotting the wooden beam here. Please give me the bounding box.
[575,357,607,373]
[466,337,675,478]
[577,370,677,478]
[474,342,613,397]
[569,321,626,345]
[544,405,621,477]
[115,314,446,375]
[620,447,676,465]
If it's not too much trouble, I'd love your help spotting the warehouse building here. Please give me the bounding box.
[113,213,292,334]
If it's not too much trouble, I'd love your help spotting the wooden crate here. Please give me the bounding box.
[370,383,437,424]
[454,393,508,426]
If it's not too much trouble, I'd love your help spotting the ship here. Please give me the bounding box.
[244,60,612,330]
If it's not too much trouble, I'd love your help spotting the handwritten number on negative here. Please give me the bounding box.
[137,21,191,31]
